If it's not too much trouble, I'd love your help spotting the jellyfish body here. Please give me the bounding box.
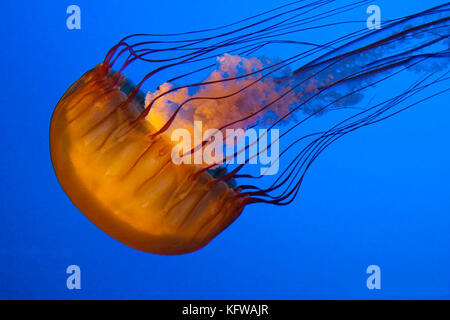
[50,65,246,254]
[50,1,450,254]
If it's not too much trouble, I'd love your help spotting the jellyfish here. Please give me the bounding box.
[50,1,450,254]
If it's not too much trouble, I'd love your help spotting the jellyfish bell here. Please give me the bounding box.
[50,64,248,255]
[50,1,450,254]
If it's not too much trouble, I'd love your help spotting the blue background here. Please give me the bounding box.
[0,0,449,299]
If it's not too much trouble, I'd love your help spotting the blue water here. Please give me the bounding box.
[0,0,449,299]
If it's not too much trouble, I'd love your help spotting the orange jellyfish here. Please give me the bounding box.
[50,1,450,254]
